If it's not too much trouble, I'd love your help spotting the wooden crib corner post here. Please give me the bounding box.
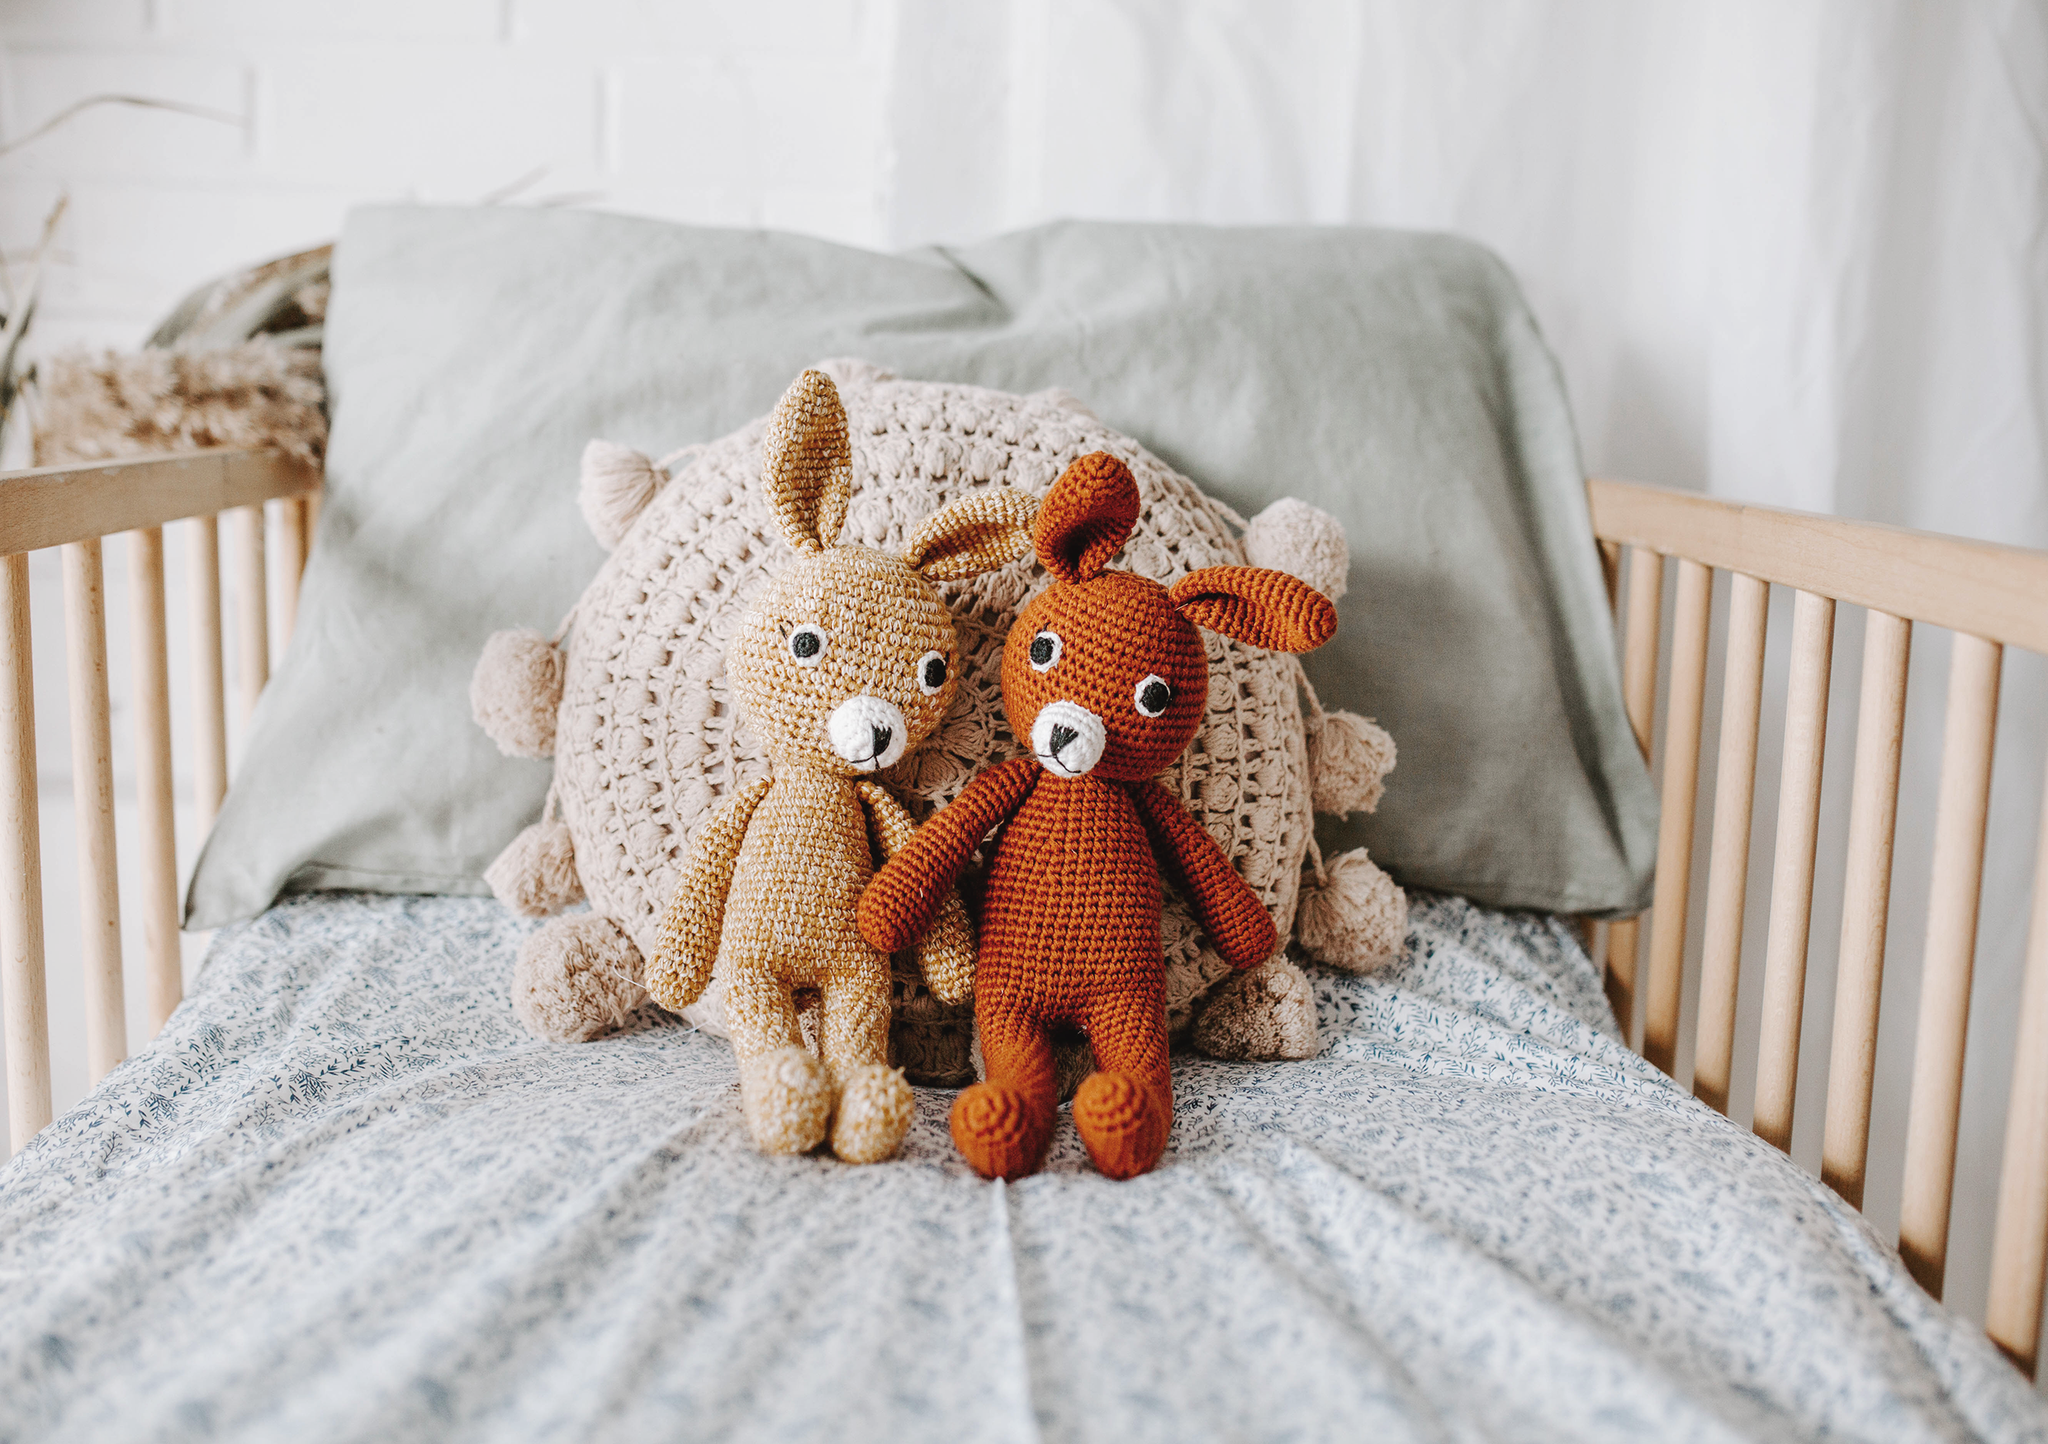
[1,550,51,1153]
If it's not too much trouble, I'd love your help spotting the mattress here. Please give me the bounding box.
[0,891,2037,1443]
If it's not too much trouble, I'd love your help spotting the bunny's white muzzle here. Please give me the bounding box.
[828,695,909,772]
[1031,700,1105,778]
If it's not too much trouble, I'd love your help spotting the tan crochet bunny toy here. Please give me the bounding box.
[640,370,1036,1164]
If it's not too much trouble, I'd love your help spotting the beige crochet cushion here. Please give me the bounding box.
[552,361,1314,1067]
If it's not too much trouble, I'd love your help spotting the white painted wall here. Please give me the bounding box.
[3,0,2045,1358]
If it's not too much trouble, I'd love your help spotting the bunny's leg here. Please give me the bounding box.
[951,1000,1058,1180]
[724,966,832,1155]
[819,965,913,1164]
[1073,990,1173,1180]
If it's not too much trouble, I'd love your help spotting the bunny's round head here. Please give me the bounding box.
[730,371,1038,776]
[1002,452,1337,783]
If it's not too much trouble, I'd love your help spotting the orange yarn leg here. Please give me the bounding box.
[1073,991,1172,1180]
[951,1005,1057,1180]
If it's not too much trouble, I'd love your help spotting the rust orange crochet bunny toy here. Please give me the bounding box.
[858,452,1338,1180]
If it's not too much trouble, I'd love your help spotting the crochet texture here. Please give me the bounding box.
[635,370,1030,1162]
[857,452,1337,1179]
[550,362,1321,1082]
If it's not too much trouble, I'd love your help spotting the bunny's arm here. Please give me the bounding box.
[858,757,1039,956]
[647,776,773,1011]
[1129,779,1278,970]
[858,782,976,1005]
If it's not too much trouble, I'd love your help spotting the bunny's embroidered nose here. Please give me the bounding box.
[1031,700,1105,778]
[828,695,909,772]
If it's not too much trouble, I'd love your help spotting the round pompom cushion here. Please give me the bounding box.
[551,365,1317,1082]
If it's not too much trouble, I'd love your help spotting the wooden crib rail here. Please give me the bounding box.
[4,453,2047,1377]
[2,448,317,1159]
[1587,478,2048,1374]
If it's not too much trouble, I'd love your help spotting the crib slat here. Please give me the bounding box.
[1589,536,1622,979]
[1752,590,1836,1151]
[1898,633,2003,1297]
[1694,574,1769,1113]
[1605,548,1665,1037]
[1623,550,1662,755]
[275,496,309,644]
[1645,558,1713,1074]
[1821,610,1913,1208]
[1986,764,2048,1376]
[234,503,268,724]
[189,515,228,828]
[1,551,51,1154]
[129,529,181,1033]
[62,540,126,1082]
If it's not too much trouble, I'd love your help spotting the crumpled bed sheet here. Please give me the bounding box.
[0,891,2039,1443]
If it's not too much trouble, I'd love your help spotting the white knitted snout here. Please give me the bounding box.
[1031,700,1105,778]
[827,694,909,771]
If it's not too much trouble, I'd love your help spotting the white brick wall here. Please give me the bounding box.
[0,0,902,355]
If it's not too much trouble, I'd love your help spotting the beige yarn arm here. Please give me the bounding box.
[647,776,773,1012]
[858,782,977,1006]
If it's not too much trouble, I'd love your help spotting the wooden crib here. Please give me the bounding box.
[2,448,2046,1373]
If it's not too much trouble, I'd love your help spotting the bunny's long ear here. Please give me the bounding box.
[1035,451,1140,582]
[762,369,854,553]
[903,489,1039,582]
[1168,566,1338,653]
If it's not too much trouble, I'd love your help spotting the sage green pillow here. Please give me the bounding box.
[186,205,1655,927]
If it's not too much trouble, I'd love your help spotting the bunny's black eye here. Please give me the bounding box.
[788,624,827,666]
[1029,631,1062,672]
[1133,675,1173,718]
[916,651,949,696]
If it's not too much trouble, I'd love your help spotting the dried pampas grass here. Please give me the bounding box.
[33,337,326,468]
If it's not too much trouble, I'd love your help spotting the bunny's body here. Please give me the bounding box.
[860,453,1337,1180]
[646,371,1037,1163]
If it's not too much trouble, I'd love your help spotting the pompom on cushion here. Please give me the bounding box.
[1242,495,1350,603]
[1297,847,1409,972]
[578,439,675,551]
[484,818,583,916]
[470,628,564,759]
[1309,710,1398,818]
[511,913,642,1043]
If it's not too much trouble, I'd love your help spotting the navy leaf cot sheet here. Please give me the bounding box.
[1,891,2040,1443]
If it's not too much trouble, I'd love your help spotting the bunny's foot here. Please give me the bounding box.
[1072,1071,1172,1180]
[830,1063,915,1164]
[739,1046,833,1155]
[950,1080,1054,1180]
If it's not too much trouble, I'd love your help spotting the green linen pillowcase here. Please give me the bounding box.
[186,205,1655,928]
